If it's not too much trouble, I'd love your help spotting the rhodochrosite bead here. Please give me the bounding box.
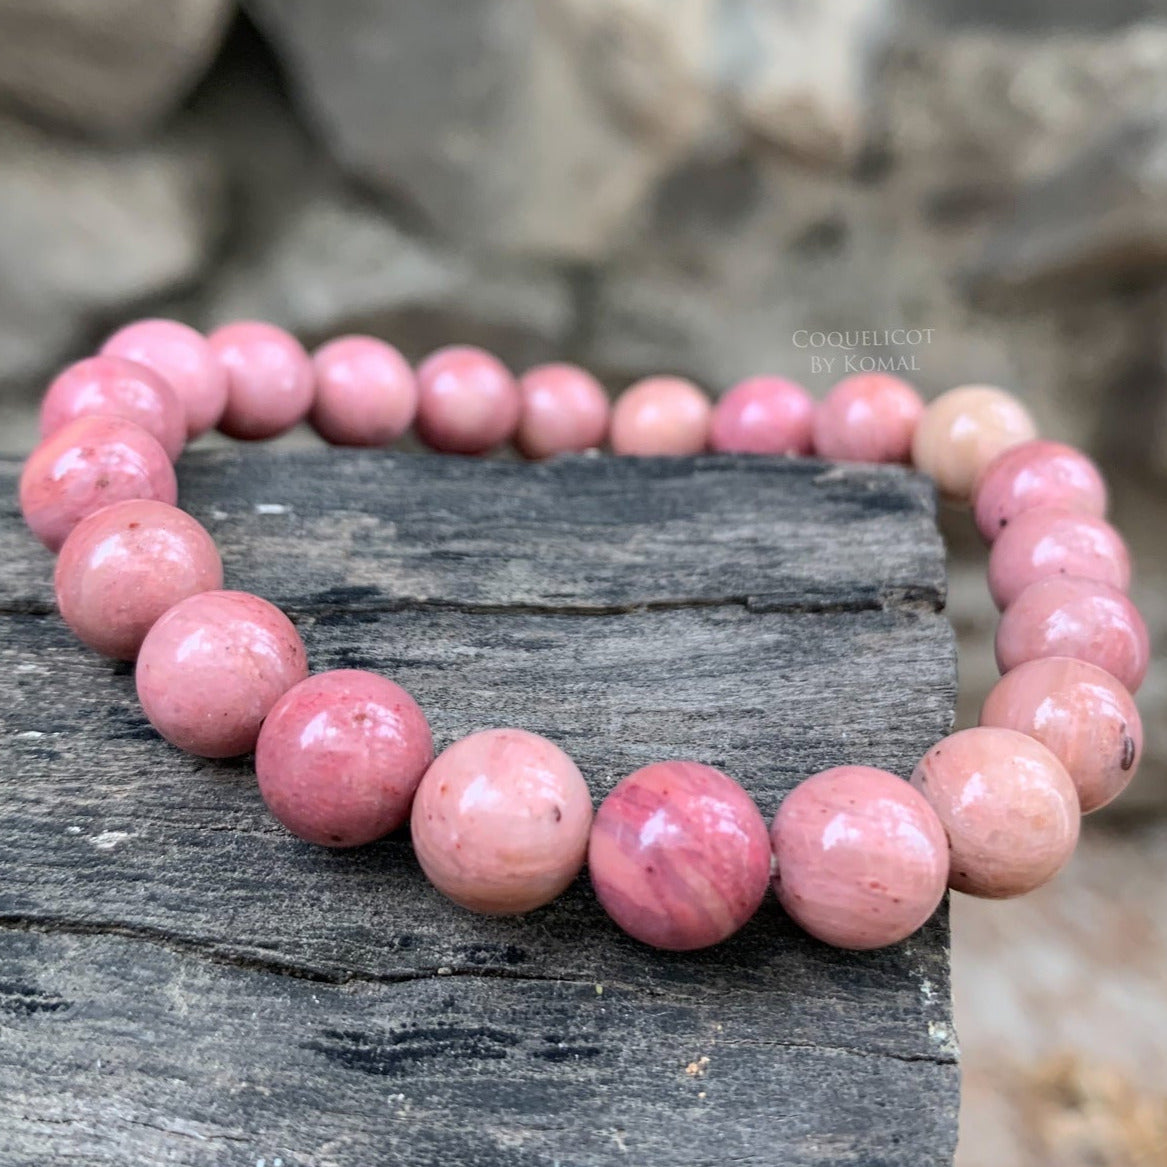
[710,376,814,456]
[811,374,924,464]
[410,728,592,914]
[589,761,771,950]
[516,363,610,459]
[54,500,223,660]
[136,590,308,758]
[910,728,1080,898]
[310,335,417,447]
[415,346,521,455]
[256,670,433,847]
[610,376,712,456]
[19,416,178,552]
[769,766,948,950]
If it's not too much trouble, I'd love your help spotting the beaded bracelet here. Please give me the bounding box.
[17,318,1148,954]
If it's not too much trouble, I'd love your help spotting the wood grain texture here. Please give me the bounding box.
[0,450,959,1167]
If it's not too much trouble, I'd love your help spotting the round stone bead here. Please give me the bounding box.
[980,657,1143,814]
[710,376,815,456]
[136,590,309,758]
[911,385,1038,502]
[972,439,1107,544]
[54,500,223,661]
[310,335,417,447]
[208,321,316,441]
[40,356,186,462]
[256,670,433,847]
[910,727,1080,899]
[515,363,610,459]
[589,761,771,951]
[410,728,592,914]
[996,575,1150,693]
[770,766,948,949]
[415,346,521,455]
[101,318,229,440]
[812,374,924,464]
[610,376,712,457]
[19,416,178,552]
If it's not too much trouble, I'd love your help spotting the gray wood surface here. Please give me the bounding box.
[0,449,959,1167]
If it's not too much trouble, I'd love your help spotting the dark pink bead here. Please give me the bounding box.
[812,374,924,464]
[610,377,712,457]
[515,363,610,459]
[310,335,417,447]
[589,761,771,951]
[415,346,521,455]
[710,376,814,456]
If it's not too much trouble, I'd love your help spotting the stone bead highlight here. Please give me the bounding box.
[415,346,521,455]
[589,761,771,951]
[610,376,712,457]
[136,590,309,758]
[19,416,178,552]
[812,374,924,464]
[310,335,417,447]
[710,376,815,456]
[980,657,1142,814]
[54,500,223,661]
[256,670,433,847]
[515,363,610,459]
[410,728,592,915]
[910,727,1080,899]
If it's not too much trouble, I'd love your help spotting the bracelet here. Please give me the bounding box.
[17,319,1147,955]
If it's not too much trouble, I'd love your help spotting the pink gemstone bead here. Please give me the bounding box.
[972,439,1108,544]
[256,670,434,847]
[101,319,229,440]
[310,335,418,447]
[710,376,815,456]
[811,374,924,464]
[19,416,178,552]
[54,500,223,661]
[996,575,1150,693]
[610,376,712,457]
[588,761,771,951]
[136,590,309,758]
[208,321,316,441]
[415,346,521,455]
[770,766,948,950]
[980,657,1143,814]
[910,727,1080,899]
[515,363,610,459]
[40,356,186,463]
[410,728,592,914]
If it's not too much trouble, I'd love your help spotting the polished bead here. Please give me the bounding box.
[710,376,814,456]
[515,363,610,459]
[610,376,712,457]
[996,575,1149,693]
[911,385,1038,502]
[415,346,521,455]
[910,727,1080,898]
[972,439,1107,543]
[410,728,591,914]
[589,761,771,950]
[310,335,417,447]
[256,670,433,847]
[54,500,222,661]
[136,590,309,758]
[19,416,177,552]
[101,318,229,440]
[812,374,924,464]
[980,657,1143,814]
[40,356,186,462]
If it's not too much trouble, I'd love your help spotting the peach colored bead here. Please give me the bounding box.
[710,376,814,456]
[911,385,1038,502]
[19,416,178,552]
[54,500,223,661]
[515,363,610,459]
[101,318,229,440]
[310,335,417,447]
[770,766,948,950]
[415,346,521,455]
[980,657,1143,814]
[410,728,592,915]
[136,590,308,758]
[208,321,316,441]
[40,356,186,463]
[972,439,1107,544]
[910,727,1080,898]
[610,376,712,457]
[811,374,924,464]
[996,575,1150,693]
